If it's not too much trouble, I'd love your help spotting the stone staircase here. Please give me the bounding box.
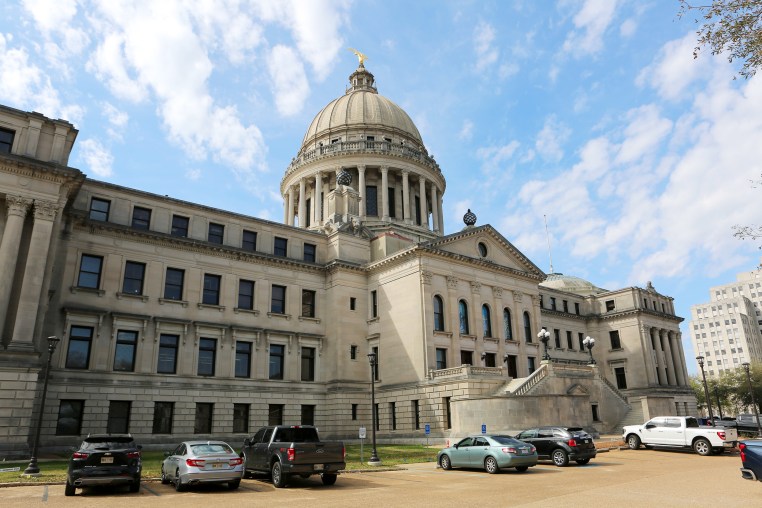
[616,404,645,429]
[495,364,549,396]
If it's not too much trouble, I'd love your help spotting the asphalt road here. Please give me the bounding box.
[1,448,759,507]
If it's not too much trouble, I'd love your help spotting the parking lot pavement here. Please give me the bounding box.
[1,449,759,507]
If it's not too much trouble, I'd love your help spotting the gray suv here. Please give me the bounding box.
[65,434,141,496]
[515,426,597,466]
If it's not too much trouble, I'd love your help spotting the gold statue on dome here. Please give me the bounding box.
[348,48,368,66]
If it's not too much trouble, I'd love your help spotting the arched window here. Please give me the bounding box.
[433,295,445,331]
[459,300,469,335]
[523,311,532,343]
[482,304,492,338]
[504,308,513,341]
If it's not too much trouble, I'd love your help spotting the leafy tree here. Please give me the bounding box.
[678,0,762,79]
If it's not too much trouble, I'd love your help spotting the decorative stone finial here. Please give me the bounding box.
[337,168,352,186]
[463,209,477,226]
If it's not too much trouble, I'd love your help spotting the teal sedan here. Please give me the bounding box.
[437,435,538,473]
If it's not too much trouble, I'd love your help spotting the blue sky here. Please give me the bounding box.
[2,0,761,375]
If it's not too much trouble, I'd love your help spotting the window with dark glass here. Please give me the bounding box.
[528,356,536,373]
[203,274,221,305]
[578,332,585,351]
[433,295,445,331]
[131,206,151,230]
[550,297,557,310]
[390,402,397,430]
[554,328,561,348]
[233,403,249,433]
[610,330,622,350]
[301,405,315,426]
[566,330,574,350]
[303,243,316,262]
[197,338,216,376]
[171,215,189,237]
[352,403,358,420]
[66,326,93,369]
[302,289,316,318]
[271,285,286,314]
[484,352,496,367]
[388,187,396,218]
[268,404,284,426]
[436,348,447,370]
[506,355,518,378]
[113,330,138,371]
[242,230,257,251]
[194,403,213,434]
[523,312,532,342]
[415,195,421,225]
[235,341,252,378]
[89,197,110,221]
[350,297,356,310]
[56,400,84,435]
[371,290,378,318]
[164,268,184,300]
[615,367,628,389]
[305,197,311,227]
[77,254,103,289]
[461,350,473,365]
[269,344,285,379]
[350,345,357,360]
[366,185,378,216]
[0,128,15,153]
[504,308,513,340]
[301,347,315,381]
[157,334,179,374]
[575,302,580,314]
[605,300,615,312]
[459,300,469,334]
[412,400,420,429]
[563,300,569,313]
[482,304,492,337]
[122,261,145,295]
[238,279,254,310]
[152,402,173,434]
[274,237,288,257]
[107,401,131,434]
[208,222,224,244]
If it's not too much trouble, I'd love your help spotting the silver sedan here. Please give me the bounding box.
[437,435,538,473]
[161,441,243,491]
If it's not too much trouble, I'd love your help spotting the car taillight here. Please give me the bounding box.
[568,439,577,447]
[72,452,89,459]
[740,442,747,462]
[126,451,141,459]
[530,445,536,453]
[718,431,726,440]
[186,459,206,467]
[343,446,346,458]
[229,457,243,466]
[501,447,518,454]
[287,447,296,462]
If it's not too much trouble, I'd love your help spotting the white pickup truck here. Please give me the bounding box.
[623,416,738,456]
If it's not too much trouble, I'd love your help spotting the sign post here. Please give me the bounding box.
[481,423,487,434]
[359,426,366,464]
[424,423,430,447]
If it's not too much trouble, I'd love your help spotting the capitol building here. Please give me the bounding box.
[0,61,695,457]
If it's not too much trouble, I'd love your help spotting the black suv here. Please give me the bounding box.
[515,426,597,466]
[65,434,142,496]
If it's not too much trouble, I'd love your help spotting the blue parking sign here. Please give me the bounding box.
[424,424,430,435]
[481,424,487,434]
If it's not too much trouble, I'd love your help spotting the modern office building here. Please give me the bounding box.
[0,61,695,458]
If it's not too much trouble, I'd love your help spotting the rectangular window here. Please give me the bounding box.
[610,330,622,350]
[554,329,561,348]
[131,206,151,230]
[66,326,93,369]
[171,215,189,237]
[444,397,452,430]
[107,401,131,434]
[484,352,496,367]
[303,243,316,262]
[350,345,357,360]
[366,185,378,216]
[371,290,378,318]
[152,402,174,434]
[269,404,284,426]
[194,403,213,434]
[157,334,179,374]
[301,405,315,426]
[350,297,356,311]
[197,338,216,376]
[605,300,615,312]
[506,354,518,378]
[302,289,316,318]
[0,128,14,153]
[592,404,600,422]
[415,195,421,225]
[461,350,473,365]
[271,285,286,314]
[387,187,396,218]
[301,347,315,381]
[563,300,569,313]
[56,400,84,435]
[550,297,557,310]
[575,302,580,314]
[390,402,397,430]
[269,344,285,380]
[89,197,110,221]
[237,279,254,310]
[352,404,358,421]
[615,367,628,389]
[528,356,536,374]
[233,403,249,434]
[412,400,420,429]
[122,261,146,295]
[566,331,574,350]
[208,222,224,244]
[77,254,103,289]
[164,268,185,300]
[202,274,222,305]
[113,330,138,371]
[436,348,447,370]
[235,341,252,378]
[242,230,257,251]
[274,237,288,257]
[578,332,585,351]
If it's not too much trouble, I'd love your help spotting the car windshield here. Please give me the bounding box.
[190,443,234,455]
[82,438,136,450]
[491,436,523,446]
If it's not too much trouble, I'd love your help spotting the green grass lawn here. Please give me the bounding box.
[0,444,438,484]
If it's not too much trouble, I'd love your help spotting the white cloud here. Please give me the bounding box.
[185,168,202,181]
[267,45,310,116]
[474,21,498,71]
[458,120,474,141]
[476,141,520,174]
[637,32,711,101]
[615,104,672,165]
[78,138,113,177]
[562,0,618,57]
[101,102,128,140]
[620,18,636,38]
[535,116,571,163]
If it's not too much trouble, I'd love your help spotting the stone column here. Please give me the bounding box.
[9,200,59,349]
[402,170,411,224]
[446,276,459,368]
[283,196,288,224]
[639,324,658,386]
[430,184,439,233]
[672,331,688,386]
[298,178,306,228]
[381,166,389,220]
[651,328,665,385]
[661,329,677,385]
[0,195,32,337]
[438,193,445,234]
[314,171,323,226]
[358,165,366,221]
[287,186,295,226]
[418,176,427,228]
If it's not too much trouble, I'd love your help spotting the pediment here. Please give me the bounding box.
[566,383,589,396]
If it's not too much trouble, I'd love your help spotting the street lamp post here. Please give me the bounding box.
[695,356,714,423]
[24,336,60,476]
[367,351,381,465]
[742,362,762,437]
[583,336,596,365]
[714,386,723,419]
[537,328,551,361]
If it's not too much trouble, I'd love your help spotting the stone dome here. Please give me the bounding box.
[539,273,607,296]
[300,64,423,151]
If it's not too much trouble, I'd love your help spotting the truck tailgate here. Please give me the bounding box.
[291,443,345,465]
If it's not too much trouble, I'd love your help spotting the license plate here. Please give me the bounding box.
[313,464,324,470]
[212,463,224,468]
[724,442,735,447]
[519,449,528,455]
[100,457,114,464]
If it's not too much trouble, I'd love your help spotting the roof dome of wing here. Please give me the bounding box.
[540,273,607,296]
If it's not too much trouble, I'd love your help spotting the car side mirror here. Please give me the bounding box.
[164,451,171,457]
[243,438,251,447]
[645,423,656,429]
[453,444,458,449]
[138,445,143,449]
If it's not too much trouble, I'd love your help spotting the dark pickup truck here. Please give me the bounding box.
[240,425,345,488]
[740,440,762,482]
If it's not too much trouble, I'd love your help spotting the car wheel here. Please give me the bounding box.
[552,449,569,467]
[484,456,499,474]
[694,438,712,456]
[440,454,452,470]
[160,466,169,485]
[321,473,337,486]
[575,458,591,465]
[627,434,641,450]
[271,460,288,488]
[174,469,185,492]
[129,479,140,493]
[515,466,529,472]
[228,480,240,490]
[64,481,76,497]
